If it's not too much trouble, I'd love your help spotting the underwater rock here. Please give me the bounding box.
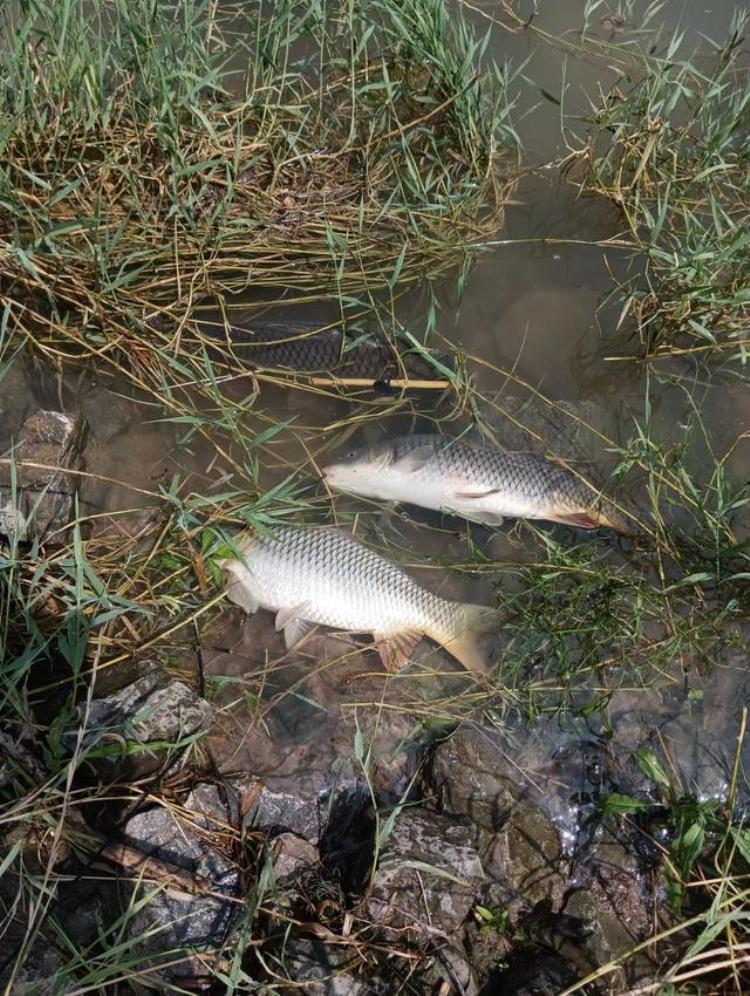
[654,630,750,808]
[121,804,240,984]
[480,799,567,913]
[79,665,212,779]
[562,838,655,979]
[428,726,523,831]
[0,409,87,541]
[366,809,484,938]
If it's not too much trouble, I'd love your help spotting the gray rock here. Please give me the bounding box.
[272,832,319,881]
[236,775,323,842]
[417,942,479,996]
[366,809,484,938]
[124,805,238,892]
[480,799,566,913]
[0,931,68,995]
[185,782,232,828]
[121,804,239,982]
[271,938,390,995]
[79,666,212,778]
[0,410,86,541]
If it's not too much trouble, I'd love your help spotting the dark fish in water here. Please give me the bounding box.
[323,433,631,532]
[198,320,444,381]
[221,524,501,672]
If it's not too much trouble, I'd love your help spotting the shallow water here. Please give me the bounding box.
[2,0,748,830]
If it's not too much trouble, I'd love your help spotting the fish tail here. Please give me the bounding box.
[428,603,502,674]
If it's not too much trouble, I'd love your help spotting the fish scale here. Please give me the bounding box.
[324,434,629,532]
[234,525,456,633]
[393,435,589,503]
[221,524,499,672]
[197,321,438,380]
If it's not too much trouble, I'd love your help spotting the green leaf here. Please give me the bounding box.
[674,821,705,873]
[600,793,654,816]
[730,828,750,866]
[0,839,24,877]
[633,748,671,788]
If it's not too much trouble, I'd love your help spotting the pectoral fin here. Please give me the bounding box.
[275,604,313,649]
[453,488,504,499]
[440,504,504,527]
[225,577,260,615]
[373,630,421,672]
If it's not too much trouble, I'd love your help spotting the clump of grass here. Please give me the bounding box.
[0,0,515,385]
[570,11,749,357]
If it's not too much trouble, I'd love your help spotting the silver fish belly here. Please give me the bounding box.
[221,524,499,671]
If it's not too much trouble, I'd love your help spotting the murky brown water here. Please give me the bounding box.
[2,0,748,821]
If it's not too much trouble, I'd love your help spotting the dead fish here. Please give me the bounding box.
[322,434,630,532]
[197,320,444,381]
[221,525,500,673]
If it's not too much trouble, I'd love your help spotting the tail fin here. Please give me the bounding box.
[428,603,502,674]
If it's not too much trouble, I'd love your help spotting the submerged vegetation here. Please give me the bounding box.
[572,8,750,358]
[1,0,749,992]
[0,0,513,392]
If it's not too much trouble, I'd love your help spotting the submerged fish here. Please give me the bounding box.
[198,320,443,381]
[221,525,500,673]
[322,434,629,532]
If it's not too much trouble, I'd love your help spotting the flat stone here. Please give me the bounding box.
[0,409,86,541]
[235,775,323,842]
[52,874,120,949]
[273,832,319,881]
[486,949,577,995]
[185,783,232,829]
[565,841,653,961]
[416,942,479,995]
[121,805,239,983]
[270,938,390,995]
[366,809,484,938]
[80,666,212,778]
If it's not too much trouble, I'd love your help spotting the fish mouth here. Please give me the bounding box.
[321,465,335,482]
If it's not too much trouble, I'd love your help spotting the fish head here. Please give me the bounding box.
[322,440,393,493]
